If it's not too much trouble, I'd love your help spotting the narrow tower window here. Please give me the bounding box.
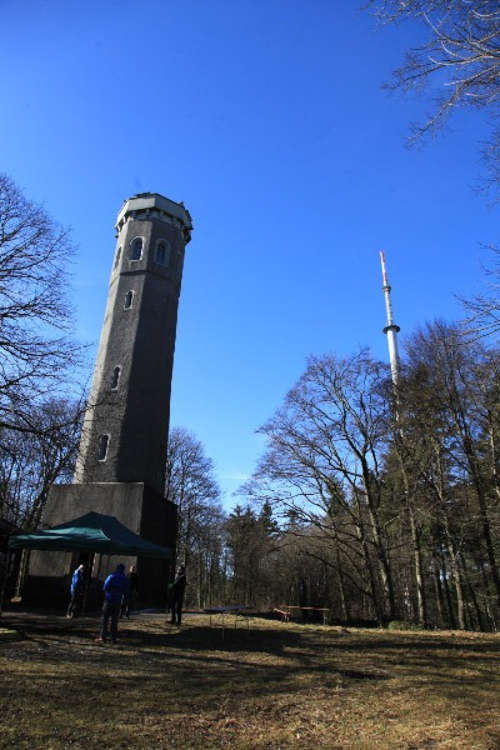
[130,237,143,260]
[111,366,121,390]
[114,245,122,269]
[97,434,109,462]
[154,240,170,266]
[124,290,134,309]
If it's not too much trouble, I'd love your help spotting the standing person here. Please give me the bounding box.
[121,564,138,618]
[66,564,85,618]
[166,580,174,616]
[170,565,186,626]
[96,563,128,644]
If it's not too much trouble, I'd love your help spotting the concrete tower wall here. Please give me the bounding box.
[74,195,191,496]
[26,194,191,607]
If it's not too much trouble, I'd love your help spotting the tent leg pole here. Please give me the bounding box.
[82,553,94,615]
[13,548,30,600]
[0,548,12,617]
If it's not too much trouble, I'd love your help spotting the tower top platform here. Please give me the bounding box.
[116,192,193,241]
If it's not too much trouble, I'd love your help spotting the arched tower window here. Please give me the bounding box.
[114,245,122,269]
[97,434,109,462]
[124,290,134,309]
[154,239,171,266]
[111,366,121,390]
[130,237,143,260]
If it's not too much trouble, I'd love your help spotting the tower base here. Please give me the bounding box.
[24,482,177,610]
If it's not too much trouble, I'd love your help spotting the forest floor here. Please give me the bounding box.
[0,610,499,749]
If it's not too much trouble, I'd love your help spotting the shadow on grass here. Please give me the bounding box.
[307,631,500,652]
[4,612,498,655]
[2,612,499,725]
[4,613,498,677]
[0,643,390,721]
[1,614,393,685]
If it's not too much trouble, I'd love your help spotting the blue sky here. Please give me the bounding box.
[2,0,497,507]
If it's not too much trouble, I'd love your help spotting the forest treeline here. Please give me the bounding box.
[4,319,497,631]
[0,177,498,631]
[167,321,499,632]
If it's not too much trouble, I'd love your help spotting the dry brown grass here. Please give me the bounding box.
[0,611,499,749]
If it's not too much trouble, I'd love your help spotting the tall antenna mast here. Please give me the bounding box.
[380,250,400,385]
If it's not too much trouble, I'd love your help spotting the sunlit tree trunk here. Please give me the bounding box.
[355,499,384,624]
[433,445,466,630]
[438,543,456,630]
[431,557,444,628]
[397,454,427,626]
[460,556,485,631]
[334,536,349,621]
[361,468,396,621]
[408,501,427,626]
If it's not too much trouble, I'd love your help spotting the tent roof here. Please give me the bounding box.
[8,511,172,559]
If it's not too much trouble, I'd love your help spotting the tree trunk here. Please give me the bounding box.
[439,544,456,629]
[408,503,427,626]
[355,509,384,624]
[479,556,497,632]
[460,556,485,631]
[454,413,500,606]
[431,556,444,628]
[398,457,427,626]
[334,540,349,621]
[447,538,466,630]
[432,443,465,628]
[487,415,500,502]
[363,477,395,620]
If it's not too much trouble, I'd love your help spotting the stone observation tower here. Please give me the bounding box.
[74,193,192,492]
[27,193,192,605]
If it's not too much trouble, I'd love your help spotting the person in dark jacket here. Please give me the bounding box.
[120,564,138,618]
[170,565,186,625]
[66,564,85,618]
[96,563,128,643]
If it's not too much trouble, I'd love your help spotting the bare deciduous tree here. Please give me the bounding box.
[370,1,500,198]
[241,328,499,629]
[371,1,499,133]
[165,427,222,604]
[243,351,398,623]
[0,174,81,435]
[461,246,500,339]
[405,321,500,609]
[0,397,83,529]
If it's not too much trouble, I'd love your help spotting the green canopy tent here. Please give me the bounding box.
[7,512,173,558]
[1,512,173,615]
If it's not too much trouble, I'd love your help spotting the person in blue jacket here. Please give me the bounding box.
[66,564,85,618]
[96,563,128,644]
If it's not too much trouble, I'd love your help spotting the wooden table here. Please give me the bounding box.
[204,606,253,637]
[274,605,330,625]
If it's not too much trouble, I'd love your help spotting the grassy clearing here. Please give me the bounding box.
[0,612,499,749]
